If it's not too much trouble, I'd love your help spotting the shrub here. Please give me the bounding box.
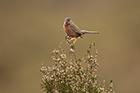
[40,43,115,93]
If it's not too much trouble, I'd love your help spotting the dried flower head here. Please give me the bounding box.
[60,54,66,59]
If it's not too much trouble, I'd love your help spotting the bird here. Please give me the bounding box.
[63,17,99,44]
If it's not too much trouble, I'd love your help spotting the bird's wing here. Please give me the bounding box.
[69,22,82,34]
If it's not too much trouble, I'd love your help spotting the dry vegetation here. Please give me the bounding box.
[40,43,115,93]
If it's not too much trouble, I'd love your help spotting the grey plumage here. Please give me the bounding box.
[63,17,99,38]
[70,21,99,35]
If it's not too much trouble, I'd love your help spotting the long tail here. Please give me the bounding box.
[81,30,99,34]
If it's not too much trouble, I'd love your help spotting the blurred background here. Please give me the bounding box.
[0,0,140,93]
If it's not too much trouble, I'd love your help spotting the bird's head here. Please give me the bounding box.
[64,17,72,25]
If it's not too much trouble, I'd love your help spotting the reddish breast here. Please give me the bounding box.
[63,23,79,37]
